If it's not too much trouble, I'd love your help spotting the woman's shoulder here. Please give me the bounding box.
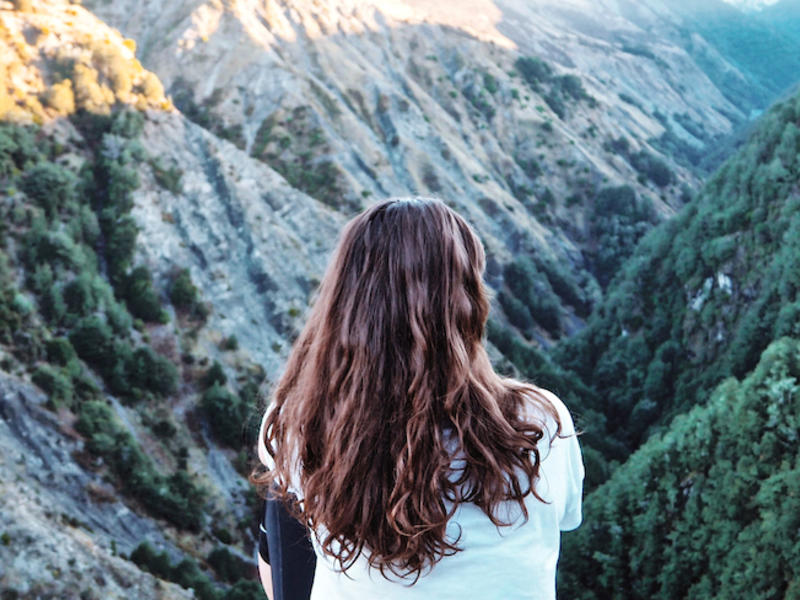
[520,385,577,438]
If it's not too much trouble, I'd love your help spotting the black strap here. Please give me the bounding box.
[258,490,316,600]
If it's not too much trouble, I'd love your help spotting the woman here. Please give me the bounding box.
[251,197,584,599]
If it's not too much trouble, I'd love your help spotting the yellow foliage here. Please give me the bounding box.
[123,38,136,54]
[23,94,47,123]
[0,89,16,119]
[101,84,115,105]
[12,0,34,12]
[72,63,108,113]
[138,71,165,102]
[43,79,75,115]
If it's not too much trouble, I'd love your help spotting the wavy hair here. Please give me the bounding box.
[250,197,560,580]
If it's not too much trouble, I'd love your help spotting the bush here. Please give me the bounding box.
[69,315,116,372]
[504,258,561,335]
[515,57,553,89]
[110,109,144,139]
[222,580,263,600]
[63,273,98,317]
[130,345,178,396]
[45,337,77,365]
[120,266,167,323]
[0,123,39,176]
[32,364,74,406]
[203,360,227,388]
[21,162,77,218]
[202,382,246,447]
[169,268,199,309]
[631,150,673,187]
[43,80,76,116]
[221,335,238,351]
[207,547,249,584]
[555,74,587,100]
[130,542,172,580]
[544,91,566,119]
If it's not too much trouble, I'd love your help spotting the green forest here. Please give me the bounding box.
[551,81,800,597]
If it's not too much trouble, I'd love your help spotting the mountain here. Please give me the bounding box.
[85,0,783,341]
[554,79,800,600]
[553,85,800,476]
[721,0,781,11]
[2,0,800,597]
[761,0,800,41]
[0,2,341,597]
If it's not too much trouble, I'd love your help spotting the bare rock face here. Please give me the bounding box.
[0,374,194,600]
[82,0,762,340]
[132,110,343,376]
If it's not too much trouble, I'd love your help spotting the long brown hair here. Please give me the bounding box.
[250,197,560,580]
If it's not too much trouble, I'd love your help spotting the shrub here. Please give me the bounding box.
[556,74,587,100]
[69,315,116,372]
[544,91,566,119]
[43,80,76,115]
[120,266,167,323]
[32,364,74,406]
[130,345,178,397]
[207,547,249,583]
[221,335,238,351]
[630,150,673,187]
[105,216,139,280]
[45,337,77,365]
[138,72,165,103]
[21,162,77,218]
[504,258,561,335]
[222,580,263,600]
[110,109,144,139]
[169,268,199,309]
[0,123,39,175]
[130,542,172,580]
[202,382,246,447]
[203,360,227,388]
[72,64,111,114]
[515,57,552,89]
[63,273,98,317]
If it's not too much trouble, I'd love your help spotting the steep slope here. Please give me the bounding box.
[761,0,800,41]
[560,337,800,599]
[0,2,342,597]
[553,88,800,467]
[86,0,767,343]
[636,0,800,115]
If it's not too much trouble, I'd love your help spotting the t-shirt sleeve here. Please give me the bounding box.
[536,388,585,532]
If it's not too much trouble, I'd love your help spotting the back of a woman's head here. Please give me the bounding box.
[253,197,558,580]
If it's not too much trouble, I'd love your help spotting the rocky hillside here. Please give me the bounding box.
[2,0,800,598]
[85,0,781,343]
[0,1,342,597]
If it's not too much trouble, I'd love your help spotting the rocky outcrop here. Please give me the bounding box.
[133,110,343,376]
[0,373,194,599]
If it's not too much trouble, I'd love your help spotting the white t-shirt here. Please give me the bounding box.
[257,389,584,600]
